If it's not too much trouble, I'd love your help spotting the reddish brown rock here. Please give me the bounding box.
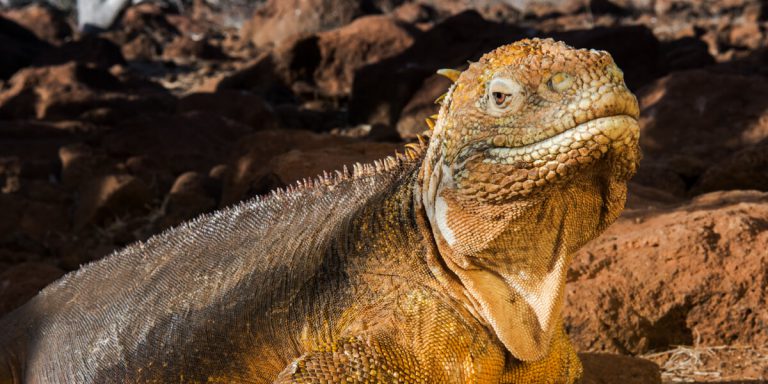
[121,34,160,61]
[120,155,173,196]
[0,62,123,120]
[161,171,218,228]
[19,200,70,242]
[411,0,518,20]
[396,73,451,138]
[34,35,125,68]
[120,2,179,39]
[392,2,436,24]
[0,157,20,194]
[580,353,661,383]
[524,0,589,19]
[222,130,357,203]
[57,237,120,271]
[102,111,252,175]
[0,121,92,200]
[0,194,24,240]
[636,70,768,195]
[692,141,768,194]
[0,16,51,80]
[112,2,180,60]
[728,20,763,50]
[241,0,365,49]
[269,141,402,186]
[630,161,688,197]
[349,11,525,126]
[312,15,418,97]
[269,34,323,88]
[162,34,226,62]
[652,0,756,16]
[178,91,278,130]
[639,70,768,159]
[74,174,153,229]
[1,3,72,45]
[0,262,65,316]
[59,143,117,188]
[213,52,282,96]
[565,190,768,355]
[658,36,715,73]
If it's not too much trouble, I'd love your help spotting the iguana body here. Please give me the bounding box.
[0,39,640,383]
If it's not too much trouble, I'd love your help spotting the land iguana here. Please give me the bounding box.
[0,38,640,383]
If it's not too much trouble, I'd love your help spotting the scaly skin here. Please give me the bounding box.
[0,38,639,383]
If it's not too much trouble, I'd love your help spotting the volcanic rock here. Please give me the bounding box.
[0,16,51,80]
[74,173,153,229]
[312,15,419,97]
[59,143,117,188]
[34,35,125,68]
[101,111,253,176]
[349,10,525,126]
[241,0,366,49]
[0,262,65,317]
[580,353,661,383]
[178,91,278,130]
[692,141,768,194]
[396,73,451,138]
[268,141,402,186]
[0,62,136,120]
[161,171,219,228]
[635,70,768,195]
[1,3,72,45]
[223,130,356,203]
[565,190,768,354]
[162,34,227,62]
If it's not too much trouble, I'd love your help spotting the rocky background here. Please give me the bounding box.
[1,0,767,381]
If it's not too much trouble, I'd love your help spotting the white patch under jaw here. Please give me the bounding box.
[506,256,567,332]
[422,158,458,247]
[433,163,458,247]
[434,195,456,246]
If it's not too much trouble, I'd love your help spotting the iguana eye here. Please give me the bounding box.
[492,92,508,105]
[487,78,523,115]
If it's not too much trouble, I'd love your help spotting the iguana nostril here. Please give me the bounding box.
[606,64,624,82]
[548,73,573,93]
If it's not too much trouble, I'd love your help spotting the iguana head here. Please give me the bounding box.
[418,38,640,362]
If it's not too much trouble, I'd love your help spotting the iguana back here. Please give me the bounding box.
[0,158,427,383]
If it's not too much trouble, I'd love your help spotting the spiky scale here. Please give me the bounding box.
[436,68,461,82]
[425,118,436,130]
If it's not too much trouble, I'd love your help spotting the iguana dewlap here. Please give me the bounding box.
[0,38,640,383]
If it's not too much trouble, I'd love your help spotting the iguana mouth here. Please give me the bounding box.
[455,115,640,202]
[485,115,639,165]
